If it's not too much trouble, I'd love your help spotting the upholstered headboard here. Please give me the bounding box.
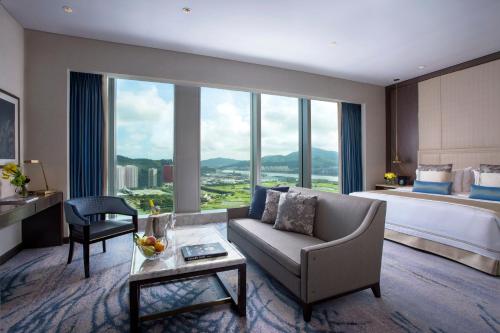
[418,59,500,170]
[418,148,500,169]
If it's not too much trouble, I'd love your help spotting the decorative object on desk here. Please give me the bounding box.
[181,242,228,261]
[398,175,409,186]
[0,89,20,165]
[23,160,55,195]
[145,212,171,238]
[384,172,397,185]
[149,199,161,215]
[1,162,30,197]
[134,233,166,260]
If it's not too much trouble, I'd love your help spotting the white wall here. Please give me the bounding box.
[0,5,24,256]
[24,30,386,224]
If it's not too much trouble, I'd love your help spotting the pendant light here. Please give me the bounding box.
[392,78,402,164]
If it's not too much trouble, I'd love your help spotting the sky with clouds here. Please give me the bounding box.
[116,80,338,161]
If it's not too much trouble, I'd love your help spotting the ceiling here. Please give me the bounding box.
[3,0,500,86]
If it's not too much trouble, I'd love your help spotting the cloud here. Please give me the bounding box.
[261,94,299,156]
[114,83,338,162]
[311,100,339,151]
[201,97,251,160]
[116,82,174,159]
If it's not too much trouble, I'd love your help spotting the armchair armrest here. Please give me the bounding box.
[227,206,250,221]
[64,202,90,226]
[300,201,386,303]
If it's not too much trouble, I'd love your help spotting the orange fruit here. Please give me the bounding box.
[154,241,165,252]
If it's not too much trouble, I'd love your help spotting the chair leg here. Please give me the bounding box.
[102,240,106,253]
[83,242,90,278]
[67,239,74,264]
[371,282,381,298]
[302,303,312,322]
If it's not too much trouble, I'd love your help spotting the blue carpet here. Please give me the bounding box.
[1,223,499,332]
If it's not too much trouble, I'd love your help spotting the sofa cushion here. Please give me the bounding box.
[261,190,282,223]
[72,220,135,240]
[273,192,318,236]
[248,185,289,219]
[229,218,324,276]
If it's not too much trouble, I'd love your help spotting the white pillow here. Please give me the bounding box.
[478,164,500,187]
[473,169,480,185]
[479,173,500,187]
[462,167,474,193]
[416,164,453,183]
[417,170,452,182]
[451,169,463,193]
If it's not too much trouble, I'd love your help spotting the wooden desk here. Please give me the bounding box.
[0,192,63,264]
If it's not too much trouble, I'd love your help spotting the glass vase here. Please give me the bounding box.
[17,185,28,197]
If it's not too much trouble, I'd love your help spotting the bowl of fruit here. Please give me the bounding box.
[134,233,167,260]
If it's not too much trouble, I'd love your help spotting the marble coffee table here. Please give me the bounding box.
[129,225,246,332]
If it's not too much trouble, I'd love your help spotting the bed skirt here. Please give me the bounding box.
[385,229,500,276]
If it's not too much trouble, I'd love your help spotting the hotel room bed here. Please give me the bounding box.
[351,189,500,276]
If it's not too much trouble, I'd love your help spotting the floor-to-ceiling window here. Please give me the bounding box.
[111,78,174,214]
[310,100,340,192]
[260,94,300,187]
[200,87,252,209]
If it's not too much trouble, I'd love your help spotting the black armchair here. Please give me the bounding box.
[64,196,138,278]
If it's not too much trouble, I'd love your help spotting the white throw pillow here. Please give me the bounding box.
[478,164,500,187]
[418,170,452,182]
[479,173,500,187]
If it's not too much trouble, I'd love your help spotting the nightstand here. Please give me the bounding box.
[374,184,412,190]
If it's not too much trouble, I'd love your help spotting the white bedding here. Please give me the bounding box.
[351,189,500,261]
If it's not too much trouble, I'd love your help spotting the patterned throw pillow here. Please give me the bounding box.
[261,190,283,223]
[273,192,318,236]
[416,164,453,182]
[248,185,289,219]
[478,164,500,188]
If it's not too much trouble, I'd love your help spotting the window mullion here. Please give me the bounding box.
[251,93,261,193]
[299,98,312,188]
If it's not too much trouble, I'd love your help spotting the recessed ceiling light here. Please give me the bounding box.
[418,65,425,70]
[62,6,73,14]
[182,7,192,14]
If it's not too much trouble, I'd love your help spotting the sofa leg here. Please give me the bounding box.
[371,282,381,298]
[302,303,312,322]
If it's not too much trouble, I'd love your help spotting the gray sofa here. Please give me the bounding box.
[227,187,386,321]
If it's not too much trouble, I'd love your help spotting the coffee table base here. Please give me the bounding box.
[129,263,246,332]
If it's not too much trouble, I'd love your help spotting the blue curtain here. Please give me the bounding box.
[341,102,363,194]
[70,72,104,198]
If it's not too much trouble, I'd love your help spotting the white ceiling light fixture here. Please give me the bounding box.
[182,7,192,14]
[418,65,425,70]
[62,6,73,14]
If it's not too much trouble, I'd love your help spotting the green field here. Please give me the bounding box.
[200,179,339,210]
[120,179,339,214]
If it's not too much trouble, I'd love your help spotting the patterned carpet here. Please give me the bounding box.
[1,223,499,333]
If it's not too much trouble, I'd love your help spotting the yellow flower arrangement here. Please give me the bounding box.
[384,172,397,181]
[1,163,31,196]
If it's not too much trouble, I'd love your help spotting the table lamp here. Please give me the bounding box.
[24,160,55,195]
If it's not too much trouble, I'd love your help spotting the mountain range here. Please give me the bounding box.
[117,147,339,184]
